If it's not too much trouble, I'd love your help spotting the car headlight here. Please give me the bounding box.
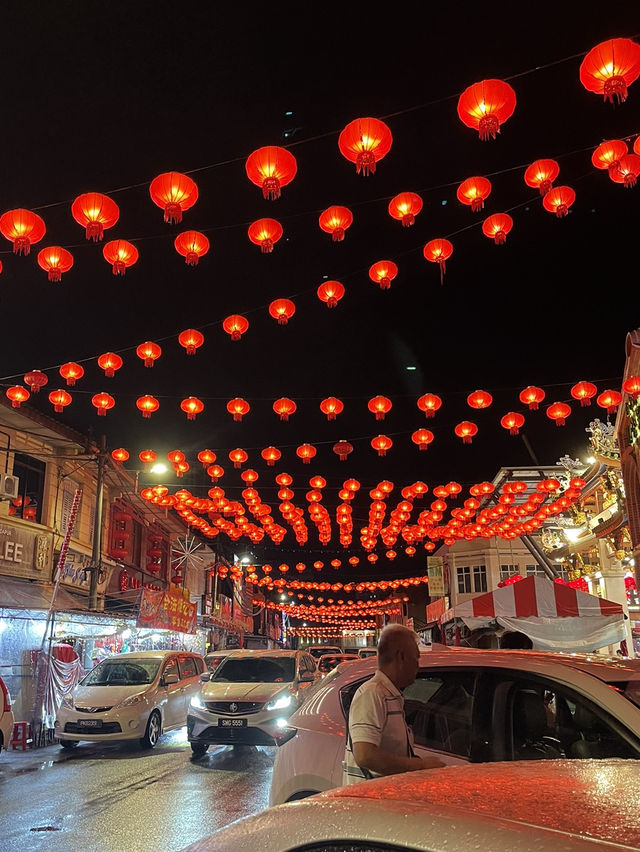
[266,694,292,711]
[116,693,146,709]
[190,694,206,710]
[61,695,74,710]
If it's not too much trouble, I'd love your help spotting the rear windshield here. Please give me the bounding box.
[308,647,341,659]
[212,656,295,683]
[82,658,161,686]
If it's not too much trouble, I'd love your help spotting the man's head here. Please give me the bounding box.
[377,624,420,689]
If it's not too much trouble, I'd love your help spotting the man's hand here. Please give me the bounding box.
[412,755,445,770]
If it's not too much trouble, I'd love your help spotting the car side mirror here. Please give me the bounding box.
[163,672,179,686]
[200,672,210,682]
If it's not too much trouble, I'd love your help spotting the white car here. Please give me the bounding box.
[0,675,15,755]
[305,644,342,661]
[187,649,317,755]
[270,647,640,805]
[182,759,640,852]
[55,650,205,749]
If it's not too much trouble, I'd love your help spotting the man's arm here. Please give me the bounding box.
[353,740,444,776]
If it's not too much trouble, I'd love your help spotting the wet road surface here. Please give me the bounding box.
[0,730,275,851]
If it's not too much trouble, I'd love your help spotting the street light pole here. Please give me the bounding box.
[89,435,107,610]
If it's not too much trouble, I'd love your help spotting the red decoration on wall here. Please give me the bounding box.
[320,397,344,420]
[24,370,48,393]
[524,160,560,195]
[546,401,571,426]
[149,172,198,223]
[371,435,392,456]
[6,386,30,408]
[268,299,296,325]
[388,192,422,226]
[136,341,162,368]
[319,206,353,241]
[456,177,492,211]
[596,389,622,414]
[37,246,74,281]
[571,381,597,406]
[579,38,640,103]
[369,260,398,290]
[103,239,138,275]
[333,440,353,461]
[248,218,283,253]
[227,398,250,421]
[368,395,392,420]
[180,397,204,420]
[136,395,160,418]
[92,392,115,416]
[273,398,297,421]
[542,186,575,217]
[97,352,123,378]
[417,393,442,418]
[178,329,204,355]
[500,412,525,435]
[174,230,210,266]
[48,389,72,413]
[454,421,478,444]
[71,193,119,241]
[223,315,249,341]
[338,117,393,175]
[457,79,516,140]
[245,147,297,200]
[482,213,513,245]
[423,239,453,284]
[0,209,46,255]
[317,280,345,308]
[519,385,545,410]
[59,363,84,386]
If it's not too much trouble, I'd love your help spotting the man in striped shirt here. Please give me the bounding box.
[343,624,444,784]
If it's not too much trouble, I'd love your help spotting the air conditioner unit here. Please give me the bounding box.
[0,473,20,500]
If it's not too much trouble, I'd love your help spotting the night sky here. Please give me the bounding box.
[1,4,639,580]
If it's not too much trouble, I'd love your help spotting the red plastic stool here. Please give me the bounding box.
[10,721,32,751]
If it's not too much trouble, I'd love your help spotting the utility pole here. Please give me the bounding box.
[89,435,107,610]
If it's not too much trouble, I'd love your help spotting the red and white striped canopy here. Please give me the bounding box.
[455,575,623,620]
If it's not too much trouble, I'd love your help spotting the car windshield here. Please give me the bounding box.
[308,647,340,659]
[81,658,161,686]
[205,655,226,671]
[212,656,295,683]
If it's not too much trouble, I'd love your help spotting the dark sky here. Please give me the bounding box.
[1,4,639,580]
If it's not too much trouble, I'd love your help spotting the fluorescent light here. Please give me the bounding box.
[150,463,168,474]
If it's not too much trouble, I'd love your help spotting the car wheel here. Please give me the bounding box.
[60,740,79,749]
[190,742,209,756]
[140,710,161,749]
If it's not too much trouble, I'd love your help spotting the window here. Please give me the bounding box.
[457,566,471,594]
[162,659,178,681]
[500,564,519,581]
[473,564,487,593]
[403,670,476,757]
[525,563,545,577]
[193,657,204,674]
[178,656,197,679]
[10,453,46,524]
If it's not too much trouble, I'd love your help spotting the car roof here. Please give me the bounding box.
[222,649,298,658]
[106,650,201,660]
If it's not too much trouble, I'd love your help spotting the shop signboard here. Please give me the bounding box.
[219,594,232,623]
[425,596,446,624]
[427,557,445,596]
[137,584,197,634]
[0,521,52,579]
[57,548,108,594]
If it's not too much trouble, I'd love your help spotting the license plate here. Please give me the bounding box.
[78,719,102,728]
[219,718,247,727]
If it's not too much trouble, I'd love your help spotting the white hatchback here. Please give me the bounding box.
[269,647,640,805]
[55,650,205,749]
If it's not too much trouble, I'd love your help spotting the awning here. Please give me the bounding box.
[0,577,87,612]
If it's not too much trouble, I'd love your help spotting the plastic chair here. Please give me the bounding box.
[10,721,32,751]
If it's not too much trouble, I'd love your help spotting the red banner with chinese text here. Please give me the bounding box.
[137,585,197,634]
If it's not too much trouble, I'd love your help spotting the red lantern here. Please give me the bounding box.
[571,381,597,407]
[174,230,210,266]
[596,390,622,414]
[248,218,283,253]
[369,260,398,290]
[592,140,628,174]
[245,146,297,200]
[456,177,492,211]
[139,450,157,466]
[223,315,249,341]
[111,448,129,464]
[546,402,571,426]
[178,329,204,355]
[296,444,316,464]
[92,392,115,416]
[103,239,138,275]
[457,79,516,140]
[482,214,513,245]
[0,209,46,255]
[371,435,392,456]
[580,38,640,103]
[338,117,392,175]
[59,363,84,386]
[519,385,545,410]
[417,393,442,418]
[320,397,344,420]
[6,386,30,408]
[207,464,224,481]
[333,440,353,461]
[261,446,281,466]
[24,370,48,393]
[317,280,345,308]
[610,154,640,188]
[412,428,434,450]
[467,390,493,410]
[48,389,72,414]
[423,239,453,284]
[273,398,296,421]
[136,341,162,368]
[149,172,198,223]
[543,186,575,218]
[181,397,204,420]
[501,412,525,435]
[197,450,216,468]
[229,448,248,469]
[136,395,160,418]
[524,160,560,195]
[455,421,478,444]
[622,375,640,399]
[227,398,250,421]
[367,395,392,420]
[241,469,259,484]
[71,192,119,241]
[319,206,353,241]
[37,246,74,282]
[388,192,422,226]
[268,299,296,325]
[97,352,123,378]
